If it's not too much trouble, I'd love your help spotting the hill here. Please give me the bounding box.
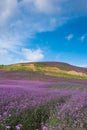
[0,62,87,80]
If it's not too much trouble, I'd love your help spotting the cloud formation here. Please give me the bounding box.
[80,34,87,41]
[0,47,44,65]
[21,48,44,62]
[0,0,17,26]
[80,35,85,41]
[66,34,74,41]
[0,0,87,64]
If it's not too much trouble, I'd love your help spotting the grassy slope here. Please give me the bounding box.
[0,62,87,79]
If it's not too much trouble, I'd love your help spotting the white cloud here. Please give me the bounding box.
[34,0,57,14]
[0,47,44,65]
[80,35,85,41]
[66,34,74,41]
[0,0,18,26]
[1,0,87,37]
[80,34,87,41]
[0,0,87,30]
[0,48,18,65]
[0,34,22,51]
[21,48,44,62]
[21,0,61,14]
[0,49,8,56]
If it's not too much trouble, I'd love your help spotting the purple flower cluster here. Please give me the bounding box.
[0,78,87,129]
[48,89,87,130]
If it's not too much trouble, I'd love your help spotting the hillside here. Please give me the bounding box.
[0,62,87,80]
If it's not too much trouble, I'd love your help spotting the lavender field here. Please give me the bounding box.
[1,69,87,130]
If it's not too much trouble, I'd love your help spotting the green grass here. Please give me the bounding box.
[57,65,72,71]
[0,65,33,72]
[0,65,5,69]
[44,71,87,80]
[50,84,87,90]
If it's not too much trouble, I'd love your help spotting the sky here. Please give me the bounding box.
[0,0,87,66]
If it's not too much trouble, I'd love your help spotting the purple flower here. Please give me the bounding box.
[16,126,20,130]
[15,124,22,130]
[0,115,2,120]
[42,126,48,130]
[3,112,7,117]
[9,114,12,117]
[6,126,11,129]
[58,124,62,130]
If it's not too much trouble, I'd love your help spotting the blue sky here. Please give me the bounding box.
[0,0,87,66]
